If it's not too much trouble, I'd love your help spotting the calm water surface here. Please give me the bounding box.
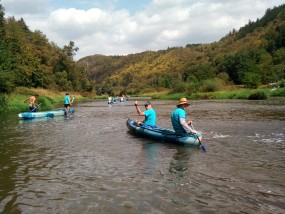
[0,99,284,213]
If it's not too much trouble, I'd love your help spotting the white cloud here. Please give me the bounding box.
[1,0,284,60]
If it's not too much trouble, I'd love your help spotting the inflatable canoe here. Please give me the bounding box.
[126,119,206,150]
[18,108,75,119]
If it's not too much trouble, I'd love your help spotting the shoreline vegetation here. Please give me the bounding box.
[1,83,285,114]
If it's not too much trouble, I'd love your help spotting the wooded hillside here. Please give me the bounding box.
[1,3,284,96]
[0,4,93,94]
[77,4,285,96]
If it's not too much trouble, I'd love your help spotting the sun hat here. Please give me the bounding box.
[177,98,190,106]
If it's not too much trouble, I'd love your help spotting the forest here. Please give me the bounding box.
[78,4,285,96]
[0,4,93,94]
[0,3,285,97]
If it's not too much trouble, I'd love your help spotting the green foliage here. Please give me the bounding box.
[0,93,9,113]
[217,72,230,84]
[157,93,187,100]
[270,87,285,97]
[36,96,54,110]
[237,4,285,39]
[278,79,285,87]
[0,3,285,98]
[248,90,268,100]
[125,82,144,95]
[242,72,261,89]
[0,8,92,93]
[12,86,35,95]
[200,79,224,92]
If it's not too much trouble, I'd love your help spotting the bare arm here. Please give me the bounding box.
[135,101,145,116]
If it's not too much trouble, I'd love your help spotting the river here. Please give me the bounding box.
[0,99,284,213]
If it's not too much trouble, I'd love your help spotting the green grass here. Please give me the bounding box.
[1,85,284,113]
[147,88,276,101]
[0,87,88,113]
[269,87,285,97]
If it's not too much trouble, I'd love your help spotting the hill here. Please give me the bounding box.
[0,4,93,94]
[77,4,285,96]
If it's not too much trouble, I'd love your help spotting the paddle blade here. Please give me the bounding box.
[200,144,207,152]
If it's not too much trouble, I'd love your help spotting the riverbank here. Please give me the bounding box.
[1,85,285,113]
[0,87,90,113]
[141,87,285,101]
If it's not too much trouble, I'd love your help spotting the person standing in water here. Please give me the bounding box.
[64,92,74,113]
[24,94,39,112]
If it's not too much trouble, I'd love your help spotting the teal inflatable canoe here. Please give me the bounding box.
[126,119,206,150]
[18,108,75,119]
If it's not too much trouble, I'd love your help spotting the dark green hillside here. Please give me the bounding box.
[1,2,284,97]
[78,4,285,96]
[0,4,92,93]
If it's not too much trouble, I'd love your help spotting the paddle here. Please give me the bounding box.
[196,134,207,152]
[190,124,207,152]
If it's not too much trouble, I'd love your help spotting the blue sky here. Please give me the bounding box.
[50,0,150,12]
[1,0,284,60]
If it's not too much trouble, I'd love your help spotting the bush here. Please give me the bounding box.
[248,90,268,100]
[278,79,285,88]
[171,81,187,93]
[200,79,223,92]
[0,94,9,113]
[270,87,285,97]
[186,82,200,94]
[243,72,261,89]
[37,96,54,110]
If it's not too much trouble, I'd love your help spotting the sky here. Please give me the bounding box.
[1,0,284,60]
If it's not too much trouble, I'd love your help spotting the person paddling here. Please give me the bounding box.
[171,98,202,142]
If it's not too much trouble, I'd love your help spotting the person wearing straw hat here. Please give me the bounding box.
[134,100,157,128]
[171,98,202,141]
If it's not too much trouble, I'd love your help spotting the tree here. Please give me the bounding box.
[63,41,79,61]
[242,72,261,88]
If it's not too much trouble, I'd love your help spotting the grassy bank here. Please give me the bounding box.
[143,87,285,101]
[1,85,285,113]
[0,87,89,113]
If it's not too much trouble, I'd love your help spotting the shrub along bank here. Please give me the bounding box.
[1,84,285,114]
[144,87,285,101]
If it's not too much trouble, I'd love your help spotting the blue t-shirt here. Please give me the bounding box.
[171,107,186,135]
[143,108,156,126]
[64,95,70,104]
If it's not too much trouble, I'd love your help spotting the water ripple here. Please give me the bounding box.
[0,99,284,213]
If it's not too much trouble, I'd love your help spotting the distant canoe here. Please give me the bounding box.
[18,108,75,119]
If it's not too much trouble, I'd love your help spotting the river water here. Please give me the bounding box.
[0,99,284,213]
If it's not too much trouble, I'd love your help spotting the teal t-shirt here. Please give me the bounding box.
[143,108,156,126]
[64,95,70,104]
[171,107,186,134]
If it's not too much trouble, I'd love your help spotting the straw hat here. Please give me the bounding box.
[177,98,190,106]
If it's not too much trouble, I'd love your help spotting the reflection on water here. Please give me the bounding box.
[0,99,285,213]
